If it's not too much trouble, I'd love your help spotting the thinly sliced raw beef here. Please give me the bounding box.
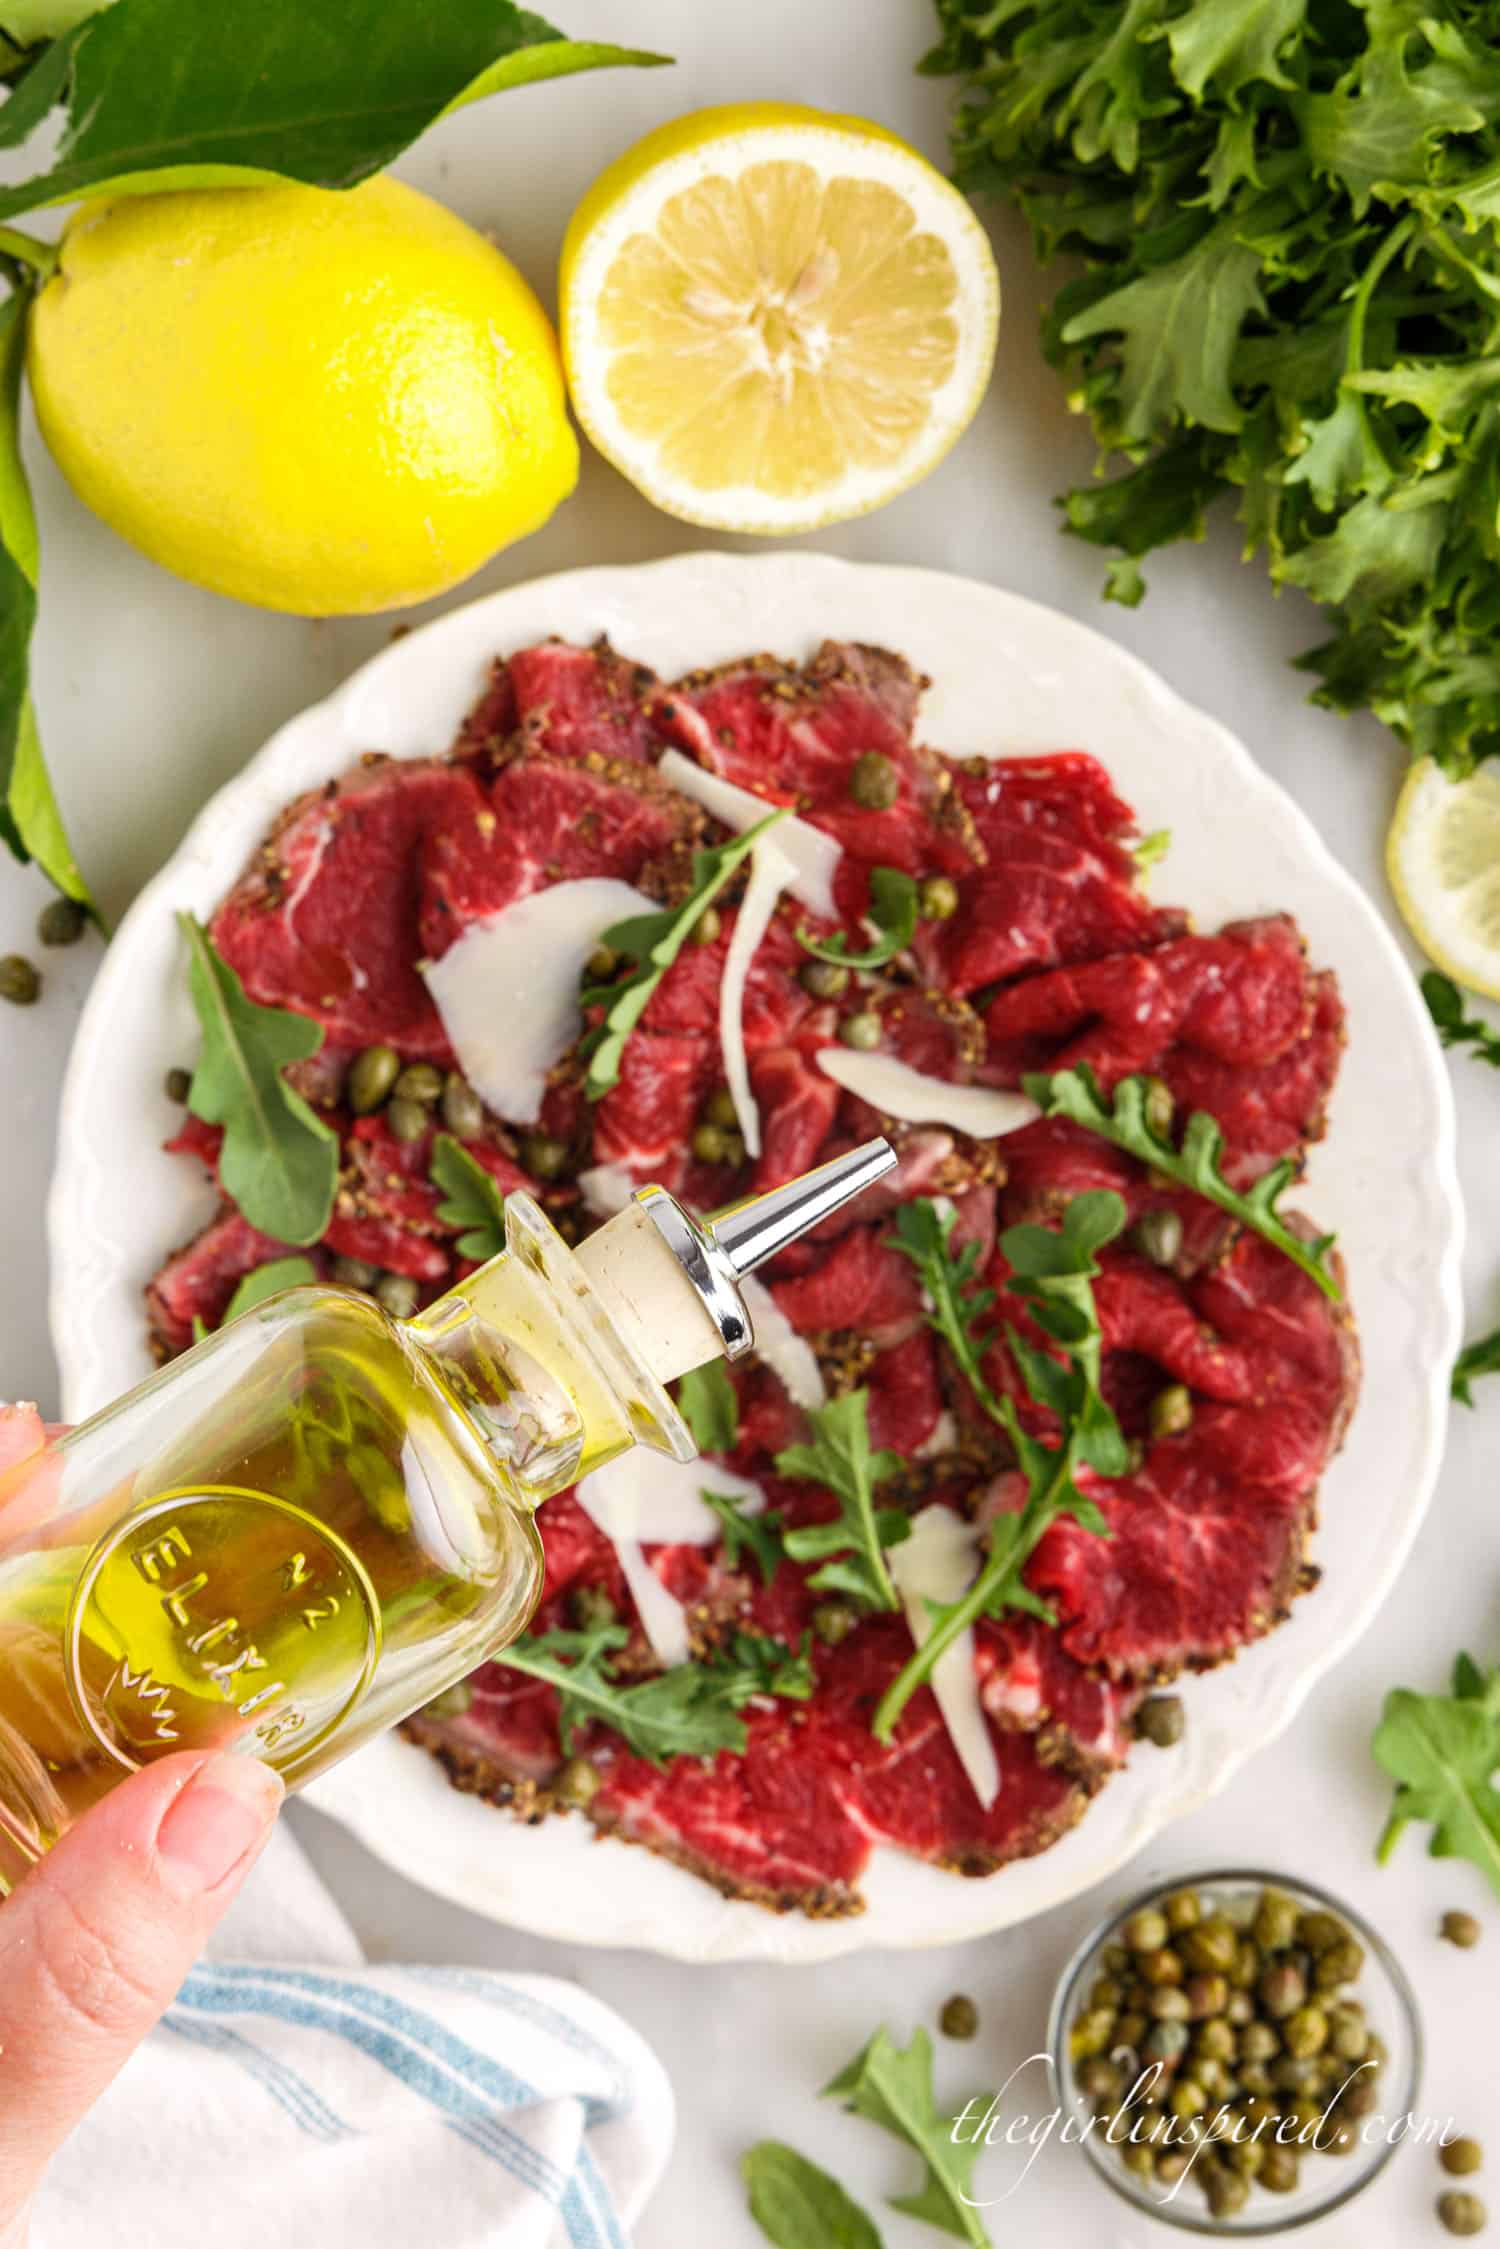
[509,638,664,764]
[147,1207,327,1358]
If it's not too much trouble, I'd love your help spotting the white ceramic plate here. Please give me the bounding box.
[48,552,1463,1962]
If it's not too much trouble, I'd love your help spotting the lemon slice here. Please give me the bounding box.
[559,103,999,533]
[1387,757,1500,997]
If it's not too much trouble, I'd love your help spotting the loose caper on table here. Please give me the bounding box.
[1069,1882,1389,2220]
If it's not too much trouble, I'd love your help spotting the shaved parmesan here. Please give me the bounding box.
[578,1162,641,1219]
[815,1049,1040,1141]
[422,877,652,1126]
[739,1274,826,1411]
[889,1505,999,1809]
[658,748,840,920]
[720,841,793,1159]
[575,1452,767,1667]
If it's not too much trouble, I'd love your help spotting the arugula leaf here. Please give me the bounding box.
[580,808,789,1098]
[0,0,669,219]
[702,1488,785,1587]
[823,2027,990,2249]
[674,1360,739,1451]
[1025,1066,1341,1300]
[892,1198,1006,1426]
[924,0,1500,774]
[1374,1653,1500,1899]
[500,1621,811,1766]
[430,1132,506,1262]
[1453,1324,1500,1408]
[1133,828,1171,874]
[180,915,336,1246]
[775,1391,909,1612]
[1424,971,1500,1069]
[222,1255,319,1323]
[743,2142,885,2249]
[873,1192,1128,1740]
[796,868,918,971]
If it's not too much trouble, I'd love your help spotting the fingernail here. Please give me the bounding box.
[157,1756,284,1895]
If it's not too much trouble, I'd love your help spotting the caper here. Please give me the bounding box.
[691,904,722,947]
[332,1255,378,1289]
[1443,2140,1485,2179]
[1283,2003,1328,2058]
[1071,2006,1118,2060]
[37,896,85,946]
[940,1993,979,2040]
[799,959,850,999]
[1272,2054,1319,2095]
[1169,2076,1207,2119]
[1240,2093,1281,2132]
[1149,1384,1194,1440]
[1129,1208,1184,1268]
[1318,2117,1360,2156]
[1260,2144,1300,2194]
[1195,2019,1237,2064]
[1226,2134,1266,2179]
[1442,1910,1483,1950]
[440,1072,485,1140]
[1077,2055,1122,2105]
[165,1066,192,1104]
[1254,1887,1301,1951]
[393,1061,443,1107]
[812,1599,859,1646]
[1239,2020,1279,2064]
[586,942,618,981]
[554,1757,601,1808]
[1103,1943,1131,1975]
[839,1009,882,1050]
[1238,2062,1275,2096]
[1139,1946,1185,1988]
[1149,1986,1191,2023]
[522,1131,568,1180]
[423,1679,473,1719]
[1135,1694,1185,1748]
[1324,2007,1367,2064]
[1140,1075,1174,1140]
[1120,2140,1156,2179]
[918,874,959,921]
[1259,1960,1307,2019]
[348,1043,400,1113]
[1142,2020,1189,2066]
[1154,2151,1190,2187]
[1115,2010,1149,2050]
[386,1096,428,1143]
[0,953,39,1005]
[1091,1975,1125,2014]
[1204,2167,1249,2218]
[1230,1937,1261,1991]
[567,1584,617,1631]
[1164,1888,1202,1933]
[849,751,900,809]
[1297,1909,1350,1955]
[1226,1991,1255,2028]
[1438,2191,1488,2236]
[1313,1937,1365,1990]
[1125,1907,1171,1954]
[700,1085,738,1130]
[692,1122,730,1164]
[1340,2073,1379,2119]
[1184,1973,1229,2021]
[1285,2095,1324,2139]
[374,1272,419,1319]
[1196,2057,1234,2101]
[1183,1916,1239,1976]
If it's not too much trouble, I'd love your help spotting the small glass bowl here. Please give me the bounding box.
[1045,1867,1422,2236]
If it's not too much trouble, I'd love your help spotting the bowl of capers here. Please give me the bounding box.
[1047,1869,1421,2234]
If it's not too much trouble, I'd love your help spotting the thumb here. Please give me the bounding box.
[0,1750,282,2235]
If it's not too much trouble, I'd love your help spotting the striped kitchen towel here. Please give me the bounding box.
[33,1825,675,2249]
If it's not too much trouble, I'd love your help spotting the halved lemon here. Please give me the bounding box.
[559,103,1000,534]
[1387,757,1500,997]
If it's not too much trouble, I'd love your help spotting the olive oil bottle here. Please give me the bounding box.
[0,1143,893,1892]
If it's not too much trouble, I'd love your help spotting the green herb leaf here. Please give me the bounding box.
[874,1192,1128,1741]
[1374,1653,1500,1898]
[430,1132,506,1262]
[1133,827,1171,874]
[674,1360,739,1451]
[710,1628,815,1706]
[581,808,789,1098]
[0,0,669,219]
[1423,971,1500,1070]
[743,2141,886,2249]
[501,1621,811,1766]
[1453,1323,1500,1408]
[1025,1066,1341,1300]
[222,1255,319,1323]
[775,1391,908,1612]
[823,2027,990,2249]
[702,1488,785,1586]
[179,914,336,1246]
[796,868,918,970]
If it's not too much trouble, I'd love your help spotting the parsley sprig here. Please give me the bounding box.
[580,807,789,1098]
[1424,971,1500,1071]
[430,1132,507,1260]
[796,866,917,971]
[873,1190,1129,1742]
[774,1390,909,1611]
[501,1620,812,1768]
[1025,1066,1341,1301]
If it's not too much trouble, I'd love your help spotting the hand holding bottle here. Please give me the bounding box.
[0,1409,282,2249]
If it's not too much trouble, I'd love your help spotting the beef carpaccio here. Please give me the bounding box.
[149,635,1358,1916]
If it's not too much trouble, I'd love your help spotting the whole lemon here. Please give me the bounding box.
[29,176,579,615]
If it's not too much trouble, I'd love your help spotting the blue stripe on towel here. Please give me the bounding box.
[160,2010,352,2145]
[398,1966,634,2118]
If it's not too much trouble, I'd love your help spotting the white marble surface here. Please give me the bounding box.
[3,3,1499,2242]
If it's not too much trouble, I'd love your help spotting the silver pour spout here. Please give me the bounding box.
[633,1138,897,1362]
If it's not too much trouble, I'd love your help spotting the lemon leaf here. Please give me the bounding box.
[0,0,672,220]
